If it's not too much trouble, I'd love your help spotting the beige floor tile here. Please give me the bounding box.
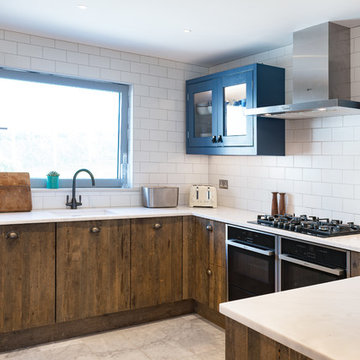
[0,314,225,360]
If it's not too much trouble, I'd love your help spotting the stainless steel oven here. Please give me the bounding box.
[279,237,348,291]
[226,225,276,300]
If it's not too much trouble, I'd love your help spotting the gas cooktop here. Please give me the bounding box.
[250,214,360,237]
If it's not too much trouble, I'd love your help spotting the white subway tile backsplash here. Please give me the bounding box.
[78,65,100,78]
[0,39,17,54]
[31,58,55,72]
[18,43,42,57]
[5,53,30,68]
[67,51,88,65]
[299,169,321,183]
[285,168,302,180]
[149,64,168,77]
[120,71,140,84]
[321,169,342,184]
[312,155,332,169]
[343,141,360,154]
[78,44,100,55]
[332,127,354,141]
[89,54,110,68]
[311,182,332,196]
[312,128,332,142]
[5,30,30,43]
[43,47,67,61]
[55,61,78,75]
[110,58,131,71]
[55,39,78,51]
[131,62,150,74]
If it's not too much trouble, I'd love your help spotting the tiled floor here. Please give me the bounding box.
[0,314,225,360]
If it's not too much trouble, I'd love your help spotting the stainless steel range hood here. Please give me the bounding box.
[246,22,360,119]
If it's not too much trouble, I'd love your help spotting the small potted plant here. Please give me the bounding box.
[46,171,60,189]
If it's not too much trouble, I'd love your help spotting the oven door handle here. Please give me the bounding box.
[279,254,345,276]
[227,240,274,257]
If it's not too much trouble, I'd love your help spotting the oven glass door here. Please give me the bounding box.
[281,260,346,291]
[228,244,275,300]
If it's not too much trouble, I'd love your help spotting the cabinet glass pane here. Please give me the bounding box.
[194,90,212,138]
[224,84,247,136]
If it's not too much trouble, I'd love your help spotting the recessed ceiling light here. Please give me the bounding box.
[184,28,192,33]
[77,4,88,10]
[317,108,326,111]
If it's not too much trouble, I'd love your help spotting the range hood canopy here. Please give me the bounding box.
[247,22,360,119]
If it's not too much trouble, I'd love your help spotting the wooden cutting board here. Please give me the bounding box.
[0,172,32,212]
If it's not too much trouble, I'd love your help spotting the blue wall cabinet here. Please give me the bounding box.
[186,63,285,155]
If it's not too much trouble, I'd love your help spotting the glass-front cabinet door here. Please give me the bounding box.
[186,63,285,155]
[187,79,219,148]
[220,71,253,147]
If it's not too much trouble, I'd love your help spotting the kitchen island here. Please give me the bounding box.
[220,276,360,360]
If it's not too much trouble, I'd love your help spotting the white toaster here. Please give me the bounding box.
[189,185,217,208]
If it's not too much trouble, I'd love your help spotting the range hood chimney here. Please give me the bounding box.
[247,22,360,119]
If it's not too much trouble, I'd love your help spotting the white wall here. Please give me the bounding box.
[208,26,360,223]
[2,26,360,217]
[0,29,209,209]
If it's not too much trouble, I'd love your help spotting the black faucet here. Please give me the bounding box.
[66,169,95,209]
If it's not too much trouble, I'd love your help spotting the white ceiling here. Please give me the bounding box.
[0,0,360,66]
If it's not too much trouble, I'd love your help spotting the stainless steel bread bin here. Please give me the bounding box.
[142,186,179,208]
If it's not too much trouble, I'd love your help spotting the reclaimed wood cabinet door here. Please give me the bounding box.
[350,251,360,277]
[0,223,55,333]
[130,217,183,309]
[56,220,130,322]
[192,217,211,305]
[190,217,227,311]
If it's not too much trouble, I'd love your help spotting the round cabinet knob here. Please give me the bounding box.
[6,231,19,240]
[206,224,213,232]
[211,136,217,143]
[207,269,212,276]
[153,223,162,230]
[217,135,223,143]
[90,226,101,233]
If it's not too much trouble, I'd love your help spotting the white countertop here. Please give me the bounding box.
[1,206,360,252]
[220,276,360,360]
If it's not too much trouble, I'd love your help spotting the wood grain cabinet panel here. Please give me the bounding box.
[56,220,130,322]
[192,217,211,305]
[208,264,227,312]
[0,223,55,333]
[350,251,360,277]
[190,217,227,312]
[130,217,183,309]
[225,318,312,360]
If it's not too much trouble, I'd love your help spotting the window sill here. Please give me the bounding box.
[31,187,140,193]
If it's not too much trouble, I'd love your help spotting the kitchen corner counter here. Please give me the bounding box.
[220,276,360,360]
[1,206,360,252]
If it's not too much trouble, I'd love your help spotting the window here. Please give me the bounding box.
[0,68,130,188]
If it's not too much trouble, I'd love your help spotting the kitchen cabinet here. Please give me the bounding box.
[225,318,312,360]
[0,223,55,333]
[186,63,285,155]
[56,220,130,322]
[191,217,226,312]
[350,251,360,277]
[130,217,183,309]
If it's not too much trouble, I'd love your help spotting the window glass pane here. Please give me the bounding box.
[0,77,120,180]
